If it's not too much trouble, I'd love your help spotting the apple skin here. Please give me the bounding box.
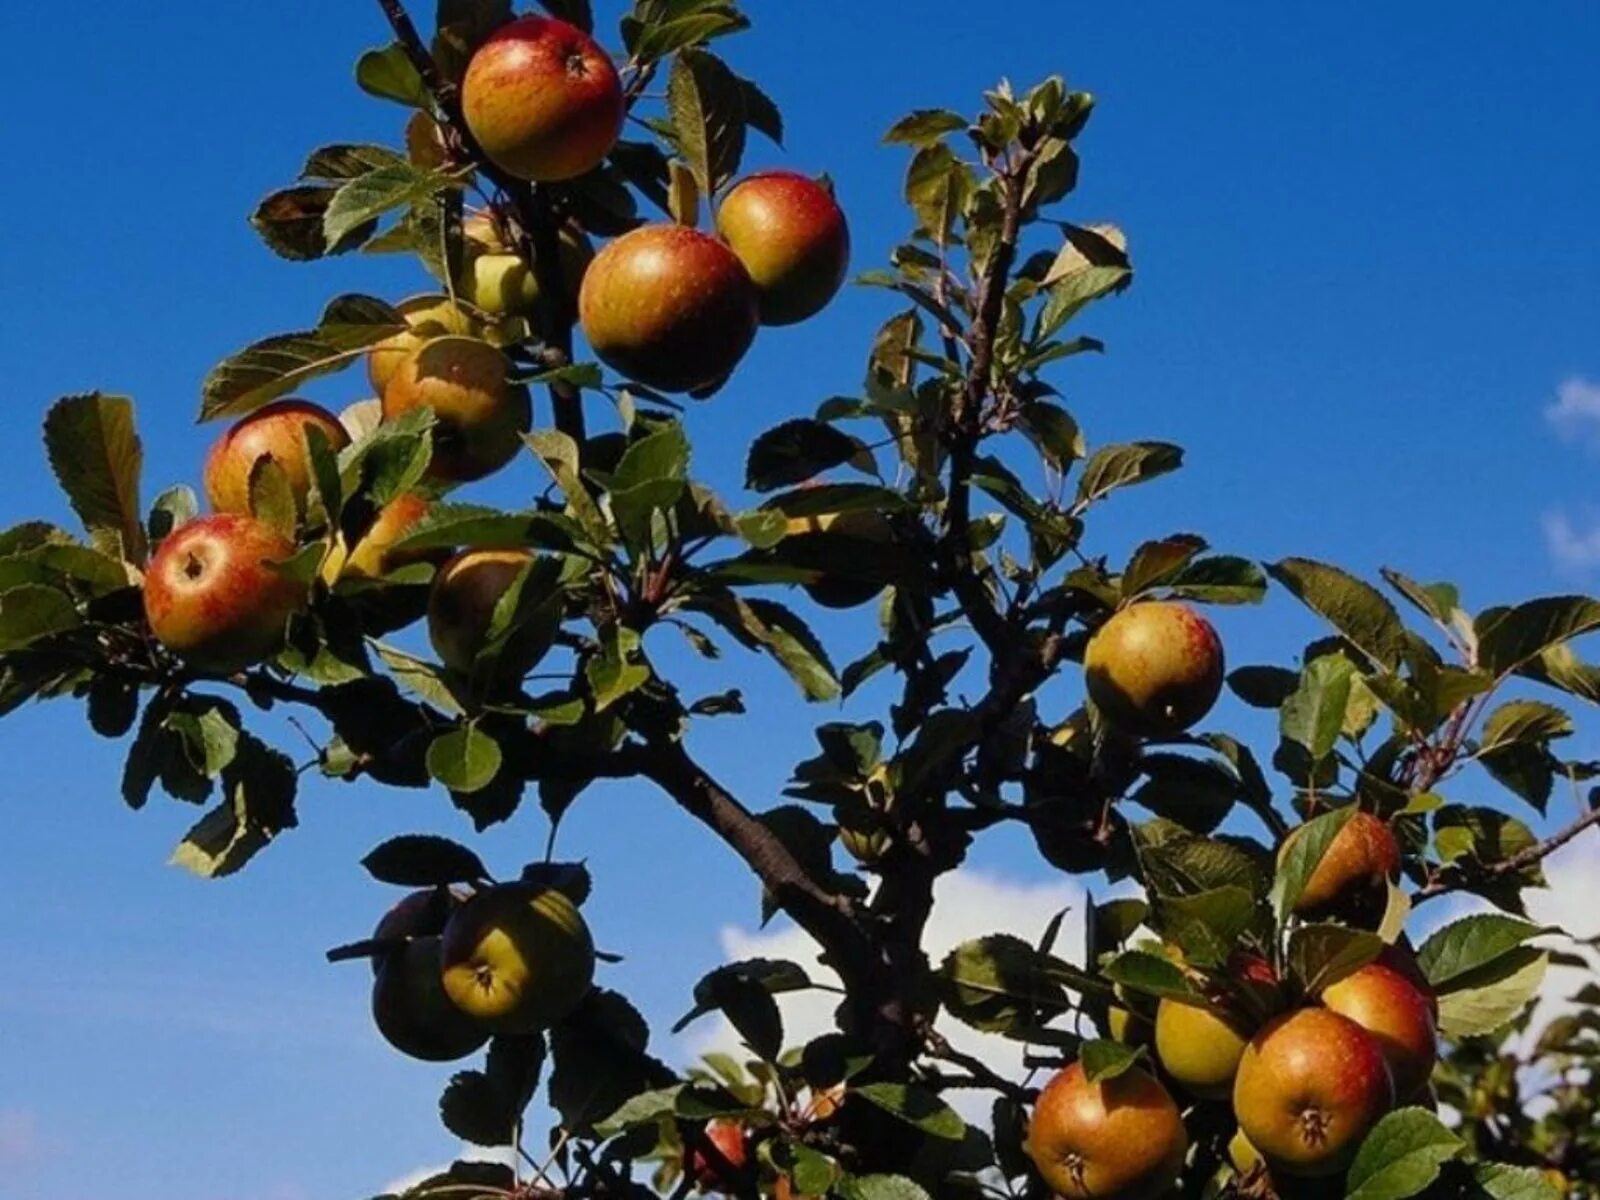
[1084,600,1224,736]
[427,549,537,680]
[381,337,532,484]
[1155,996,1252,1101]
[1026,1061,1187,1200]
[202,399,351,516]
[371,935,490,1062]
[686,1120,750,1191]
[1287,810,1401,918]
[579,224,760,394]
[322,493,439,585]
[1320,958,1438,1099]
[367,296,479,396]
[142,514,306,671]
[460,222,593,319]
[369,886,460,977]
[1232,1007,1393,1178]
[461,15,624,183]
[439,884,595,1034]
[716,171,850,326]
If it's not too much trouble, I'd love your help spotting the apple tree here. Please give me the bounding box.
[4,2,1598,1198]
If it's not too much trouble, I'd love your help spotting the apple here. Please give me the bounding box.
[686,1120,750,1191]
[371,935,490,1062]
[321,493,439,585]
[460,225,593,320]
[368,886,459,977]
[579,224,760,393]
[461,15,624,183]
[202,399,350,516]
[1084,600,1224,736]
[1232,1008,1393,1178]
[381,337,532,483]
[427,548,539,684]
[1320,957,1438,1099]
[716,171,851,326]
[366,295,479,395]
[439,884,595,1034]
[1228,1129,1265,1178]
[1155,996,1252,1101]
[1286,810,1400,918]
[1026,1061,1187,1200]
[142,514,306,671]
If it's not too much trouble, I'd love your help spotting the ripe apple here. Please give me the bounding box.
[461,15,624,183]
[1228,1128,1265,1177]
[427,549,538,683]
[1232,1007,1393,1178]
[371,935,490,1062]
[460,218,593,319]
[368,886,459,977]
[367,295,479,396]
[322,493,439,585]
[1286,810,1401,918]
[1105,1004,1153,1049]
[203,399,351,516]
[381,337,532,483]
[1320,957,1438,1099]
[1026,1061,1187,1200]
[439,884,595,1034]
[686,1120,750,1191]
[143,514,306,671]
[1084,600,1224,736]
[716,171,850,326]
[578,224,760,393]
[1155,996,1252,1101]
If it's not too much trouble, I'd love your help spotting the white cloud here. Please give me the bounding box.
[381,1145,517,1196]
[1544,376,1600,449]
[1542,508,1600,573]
[681,868,1138,1122]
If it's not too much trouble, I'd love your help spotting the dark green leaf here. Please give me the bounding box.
[362,834,488,887]
[43,394,146,564]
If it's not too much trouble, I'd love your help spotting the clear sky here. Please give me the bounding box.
[1,4,1597,1198]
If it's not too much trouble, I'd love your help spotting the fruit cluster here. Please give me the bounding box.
[139,12,849,684]
[1027,811,1436,1196]
[365,881,596,1062]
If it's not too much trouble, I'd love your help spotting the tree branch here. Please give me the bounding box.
[1413,806,1600,904]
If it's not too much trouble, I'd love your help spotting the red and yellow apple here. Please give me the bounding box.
[717,171,850,326]
[367,295,479,395]
[322,493,439,585]
[439,884,595,1034]
[1320,955,1438,1099]
[202,399,350,516]
[142,514,306,671]
[686,1120,750,1192]
[1232,1008,1393,1178]
[1026,1061,1187,1200]
[1287,810,1401,918]
[1084,600,1224,736]
[461,15,624,182]
[460,215,593,319]
[579,224,760,394]
[381,337,532,483]
[427,549,537,681]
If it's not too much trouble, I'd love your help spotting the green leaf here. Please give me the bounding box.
[374,643,466,716]
[389,503,583,556]
[0,585,80,651]
[1073,442,1182,509]
[1477,595,1600,679]
[1019,401,1085,472]
[1416,914,1551,989]
[586,627,651,712]
[1132,753,1240,836]
[737,75,782,145]
[1270,804,1356,920]
[355,43,429,107]
[1344,1107,1463,1200]
[323,164,462,249]
[426,726,504,794]
[362,834,488,887]
[169,736,297,878]
[903,143,971,245]
[43,394,146,564]
[884,109,967,145]
[1098,950,1201,1002]
[939,935,1070,1037]
[1279,654,1357,765]
[1435,947,1549,1039]
[439,1070,516,1146]
[1079,1038,1144,1082]
[1468,1164,1566,1200]
[746,419,863,492]
[853,1083,965,1141]
[687,593,840,701]
[1228,665,1299,709]
[838,1177,933,1200]
[547,989,674,1137]
[1267,558,1408,671]
[1285,923,1382,995]
[1151,886,1259,968]
[248,458,298,537]
[1166,556,1269,605]
[633,8,749,61]
[1121,535,1206,599]
[668,48,746,196]
[251,185,374,260]
[1478,699,1573,753]
[201,296,405,422]
[604,421,690,552]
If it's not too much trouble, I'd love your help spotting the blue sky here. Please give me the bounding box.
[1,3,1597,1198]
